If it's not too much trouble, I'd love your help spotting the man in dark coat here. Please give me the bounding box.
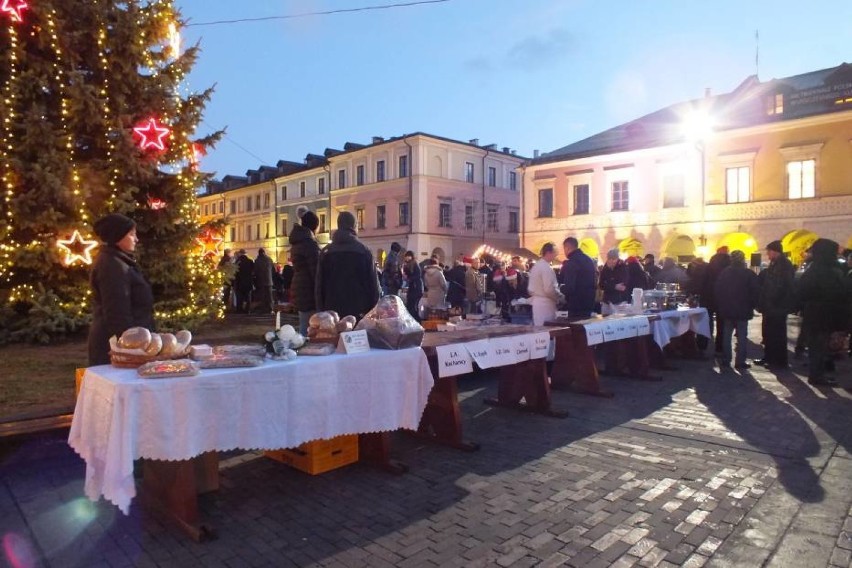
[253,248,275,314]
[289,211,320,334]
[755,240,796,369]
[316,212,381,320]
[402,250,424,321]
[643,254,661,282]
[233,249,255,314]
[704,246,732,353]
[599,248,630,304]
[559,237,597,318]
[445,260,467,309]
[382,242,403,296]
[280,262,295,302]
[795,238,849,386]
[714,250,759,370]
[218,249,234,309]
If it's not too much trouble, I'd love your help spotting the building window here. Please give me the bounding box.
[319,213,326,233]
[281,185,287,201]
[376,205,386,229]
[573,184,590,215]
[725,167,751,203]
[465,162,474,183]
[538,188,553,217]
[465,205,474,230]
[486,205,498,231]
[230,227,236,242]
[318,177,325,195]
[398,202,409,226]
[399,155,408,178]
[281,218,288,237]
[439,203,452,227]
[204,204,209,216]
[263,193,270,209]
[611,181,629,211]
[246,197,253,213]
[230,200,236,214]
[508,210,519,233]
[338,169,346,189]
[787,159,815,199]
[245,225,251,240]
[265,222,270,239]
[662,174,685,208]
[509,171,517,191]
[765,93,784,116]
[356,165,365,186]
[219,202,224,214]
[356,208,365,230]
[376,160,385,182]
[488,166,497,187]
[255,223,260,240]
[255,194,261,210]
[299,181,306,198]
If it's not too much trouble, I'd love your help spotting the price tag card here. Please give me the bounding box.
[636,317,651,336]
[530,332,551,359]
[489,337,518,367]
[613,320,631,340]
[435,344,474,378]
[513,336,531,363]
[464,339,494,369]
[602,321,618,343]
[339,330,370,354]
[585,322,604,346]
[625,318,640,338]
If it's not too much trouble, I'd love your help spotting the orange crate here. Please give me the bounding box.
[264,434,359,475]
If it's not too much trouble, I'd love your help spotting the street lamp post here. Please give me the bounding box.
[683,109,714,258]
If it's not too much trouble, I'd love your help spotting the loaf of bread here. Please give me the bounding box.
[159,333,180,357]
[175,330,192,352]
[118,327,152,350]
[143,333,163,356]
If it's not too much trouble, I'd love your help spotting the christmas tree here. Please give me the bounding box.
[0,0,224,343]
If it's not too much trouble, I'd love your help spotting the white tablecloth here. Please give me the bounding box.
[651,307,711,349]
[68,348,434,514]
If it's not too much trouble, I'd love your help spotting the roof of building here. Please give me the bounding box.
[534,62,852,165]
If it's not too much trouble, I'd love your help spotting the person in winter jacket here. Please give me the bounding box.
[445,260,467,309]
[382,242,403,296]
[656,258,690,287]
[465,257,486,313]
[795,238,850,386]
[87,213,155,365]
[423,259,448,309]
[626,256,654,292]
[599,249,630,304]
[315,212,381,320]
[558,237,597,318]
[253,248,275,314]
[755,240,795,369]
[704,247,732,353]
[233,250,255,314]
[289,211,321,334]
[714,250,759,370]
[402,250,423,321]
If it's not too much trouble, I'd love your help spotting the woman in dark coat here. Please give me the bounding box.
[289,211,321,334]
[87,213,155,366]
[402,250,423,321]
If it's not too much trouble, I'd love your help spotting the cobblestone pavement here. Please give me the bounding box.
[1,317,851,568]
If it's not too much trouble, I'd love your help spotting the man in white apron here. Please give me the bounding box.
[527,242,564,326]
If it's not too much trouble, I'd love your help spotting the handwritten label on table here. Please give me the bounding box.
[637,317,651,336]
[339,330,370,354]
[435,344,473,378]
[625,319,640,338]
[585,322,604,346]
[489,337,518,367]
[464,339,494,369]
[530,332,551,359]
[513,336,531,362]
[602,321,618,343]
[613,320,631,341]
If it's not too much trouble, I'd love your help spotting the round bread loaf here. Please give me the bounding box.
[159,333,179,357]
[175,330,192,351]
[144,333,163,356]
[118,327,152,350]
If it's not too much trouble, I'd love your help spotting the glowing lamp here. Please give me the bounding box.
[133,118,170,151]
[1,0,27,23]
[57,230,98,266]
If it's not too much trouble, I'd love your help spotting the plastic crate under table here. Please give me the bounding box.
[264,434,359,475]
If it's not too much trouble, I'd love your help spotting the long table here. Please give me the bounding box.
[417,324,571,451]
[68,348,434,540]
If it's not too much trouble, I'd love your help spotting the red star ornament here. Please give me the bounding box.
[57,230,98,266]
[133,118,170,151]
[1,0,28,23]
[196,231,223,257]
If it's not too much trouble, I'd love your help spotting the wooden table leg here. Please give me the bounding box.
[483,359,569,418]
[550,332,614,397]
[358,432,408,475]
[141,452,219,542]
[416,362,480,451]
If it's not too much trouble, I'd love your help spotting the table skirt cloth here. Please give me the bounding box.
[651,307,711,349]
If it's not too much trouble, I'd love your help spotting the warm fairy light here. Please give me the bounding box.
[195,229,223,257]
[56,230,98,266]
[1,0,27,23]
[167,21,181,58]
[133,117,171,151]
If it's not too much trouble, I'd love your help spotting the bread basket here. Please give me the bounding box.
[109,349,189,368]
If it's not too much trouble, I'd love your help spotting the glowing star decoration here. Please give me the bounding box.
[133,118,170,151]
[1,0,28,23]
[57,230,98,266]
[196,230,223,257]
[147,195,167,210]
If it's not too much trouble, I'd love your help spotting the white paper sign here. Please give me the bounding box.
[637,317,651,336]
[435,344,474,377]
[340,330,370,354]
[489,337,518,367]
[585,322,605,346]
[513,336,531,363]
[530,332,551,359]
[625,318,640,338]
[602,321,618,343]
[464,339,494,369]
[613,320,631,341]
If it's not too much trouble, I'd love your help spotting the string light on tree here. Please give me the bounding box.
[1,0,27,23]
[56,230,99,266]
[133,117,171,151]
